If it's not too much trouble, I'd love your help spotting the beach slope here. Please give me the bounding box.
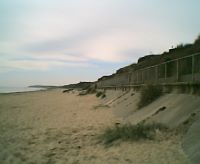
[0,89,188,164]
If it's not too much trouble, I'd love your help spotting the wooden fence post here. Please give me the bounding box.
[141,70,144,84]
[177,59,179,82]
[165,63,167,80]
[156,65,158,84]
[192,55,195,82]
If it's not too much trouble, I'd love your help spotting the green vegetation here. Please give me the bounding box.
[99,123,167,145]
[78,91,87,96]
[62,89,73,93]
[96,91,103,97]
[179,83,200,95]
[194,34,200,44]
[183,112,196,125]
[78,88,107,97]
[97,34,200,84]
[101,93,106,99]
[192,83,200,95]
[96,91,106,99]
[93,104,110,110]
[78,87,96,96]
[62,82,92,89]
[138,85,163,109]
[86,87,96,94]
[131,93,135,96]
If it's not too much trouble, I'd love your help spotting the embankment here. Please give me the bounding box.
[97,88,200,164]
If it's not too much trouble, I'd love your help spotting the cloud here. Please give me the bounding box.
[0,57,93,72]
[20,54,88,62]
[1,0,199,86]
[21,28,151,64]
[23,27,107,53]
[1,0,184,73]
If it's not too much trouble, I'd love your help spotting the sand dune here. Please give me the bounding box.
[0,89,188,163]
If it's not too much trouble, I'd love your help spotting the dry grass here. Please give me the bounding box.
[99,123,168,145]
[138,85,163,109]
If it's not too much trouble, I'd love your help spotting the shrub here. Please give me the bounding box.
[79,87,96,96]
[176,43,184,49]
[62,89,73,93]
[96,91,106,98]
[138,85,162,109]
[86,87,96,94]
[101,93,106,99]
[78,91,87,96]
[191,83,200,95]
[194,34,200,44]
[93,104,110,110]
[99,123,167,145]
[96,91,103,97]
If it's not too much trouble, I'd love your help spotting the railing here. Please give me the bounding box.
[97,52,200,88]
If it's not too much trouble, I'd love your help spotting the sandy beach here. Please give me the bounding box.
[0,89,188,164]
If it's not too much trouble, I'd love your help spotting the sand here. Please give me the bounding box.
[0,89,188,164]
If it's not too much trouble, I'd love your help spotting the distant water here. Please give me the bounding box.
[0,87,45,93]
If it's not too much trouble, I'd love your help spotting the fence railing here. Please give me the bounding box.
[97,52,200,88]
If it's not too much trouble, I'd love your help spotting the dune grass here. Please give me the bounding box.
[101,93,106,99]
[93,104,110,110]
[78,87,97,96]
[96,92,103,97]
[138,85,163,109]
[99,123,167,145]
[96,91,106,99]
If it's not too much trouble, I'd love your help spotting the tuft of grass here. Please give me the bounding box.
[194,34,200,44]
[78,91,87,96]
[99,123,167,145]
[79,87,96,96]
[96,91,103,97]
[62,89,73,93]
[93,104,110,110]
[138,85,162,109]
[96,91,106,99]
[191,83,200,95]
[131,93,135,96]
[101,93,106,99]
[86,87,96,94]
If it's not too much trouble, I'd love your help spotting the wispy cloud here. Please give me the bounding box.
[1,0,199,86]
[3,60,92,71]
[0,56,93,72]
[21,29,154,64]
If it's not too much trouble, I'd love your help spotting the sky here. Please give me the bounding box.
[0,0,200,87]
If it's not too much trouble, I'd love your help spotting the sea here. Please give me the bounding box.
[0,87,45,93]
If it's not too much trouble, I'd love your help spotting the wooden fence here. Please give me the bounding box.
[97,52,200,88]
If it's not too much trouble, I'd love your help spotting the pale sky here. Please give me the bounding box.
[0,0,200,87]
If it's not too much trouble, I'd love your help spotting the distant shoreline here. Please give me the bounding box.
[0,86,46,94]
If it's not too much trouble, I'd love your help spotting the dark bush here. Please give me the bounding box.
[62,89,73,93]
[96,91,103,97]
[138,85,163,109]
[86,87,96,94]
[101,94,106,99]
[194,34,200,44]
[78,87,96,96]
